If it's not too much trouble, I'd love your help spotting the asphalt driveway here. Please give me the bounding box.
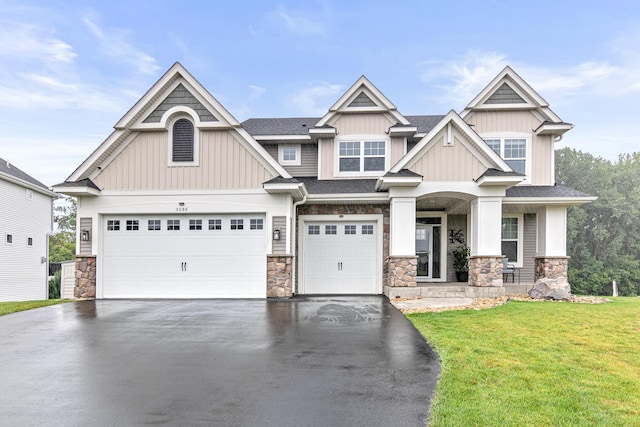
[0,296,439,426]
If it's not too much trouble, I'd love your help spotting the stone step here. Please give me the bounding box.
[420,287,467,298]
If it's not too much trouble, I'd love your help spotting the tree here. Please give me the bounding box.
[49,198,76,263]
[556,148,640,296]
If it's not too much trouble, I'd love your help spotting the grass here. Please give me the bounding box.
[0,300,67,316]
[408,298,640,427]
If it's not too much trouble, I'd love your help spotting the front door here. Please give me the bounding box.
[415,219,442,280]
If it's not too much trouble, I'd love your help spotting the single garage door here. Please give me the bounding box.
[302,220,380,294]
[102,214,266,298]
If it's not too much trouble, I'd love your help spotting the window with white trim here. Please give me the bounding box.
[209,219,222,230]
[189,219,202,230]
[148,220,161,231]
[231,219,244,230]
[126,220,139,231]
[250,219,263,230]
[337,139,387,174]
[278,144,301,166]
[484,138,527,175]
[167,219,180,231]
[107,220,120,231]
[501,215,523,266]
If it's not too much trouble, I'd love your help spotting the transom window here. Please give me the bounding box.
[148,220,161,231]
[345,225,356,235]
[484,138,527,175]
[189,219,202,230]
[167,219,180,231]
[250,219,263,230]
[107,220,120,231]
[231,219,244,230]
[209,219,222,230]
[126,220,139,231]
[338,139,386,173]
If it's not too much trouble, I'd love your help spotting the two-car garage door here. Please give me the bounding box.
[102,214,266,298]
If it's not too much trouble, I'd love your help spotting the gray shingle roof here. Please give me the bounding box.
[506,185,590,198]
[0,157,49,190]
[263,176,301,184]
[53,178,101,191]
[297,177,381,194]
[404,115,445,134]
[384,169,423,177]
[479,168,524,178]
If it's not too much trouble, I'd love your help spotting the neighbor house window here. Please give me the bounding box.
[148,220,161,231]
[230,219,244,230]
[126,220,139,231]
[107,220,120,231]
[250,219,263,230]
[502,215,523,266]
[278,144,301,166]
[484,137,527,175]
[189,219,202,230]
[27,237,33,246]
[337,139,386,174]
[6,234,13,244]
[167,219,180,231]
[209,219,222,230]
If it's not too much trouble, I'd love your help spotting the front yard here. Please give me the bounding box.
[409,297,640,426]
[0,300,67,316]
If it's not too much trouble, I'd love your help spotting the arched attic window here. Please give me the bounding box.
[172,118,195,162]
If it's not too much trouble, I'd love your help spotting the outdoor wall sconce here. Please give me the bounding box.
[273,228,281,241]
[81,229,91,241]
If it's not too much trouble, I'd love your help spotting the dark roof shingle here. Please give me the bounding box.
[297,177,381,194]
[506,185,590,198]
[0,157,49,190]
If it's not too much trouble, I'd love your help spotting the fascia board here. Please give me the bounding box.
[0,173,58,198]
[475,176,525,187]
[233,128,292,178]
[50,185,100,197]
[306,193,389,202]
[253,135,312,141]
[67,129,127,182]
[503,196,598,206]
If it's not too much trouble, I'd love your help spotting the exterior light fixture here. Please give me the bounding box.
[81,229,91,241]
[273,228,281,240]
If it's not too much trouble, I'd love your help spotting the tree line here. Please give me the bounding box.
[556,148,640,296]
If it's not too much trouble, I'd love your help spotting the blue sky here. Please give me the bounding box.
[1,0,639,186]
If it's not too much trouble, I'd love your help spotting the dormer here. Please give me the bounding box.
[461,66,573,185]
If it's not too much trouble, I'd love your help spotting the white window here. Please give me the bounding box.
[278,144,301,166]
[308,225,320,235]
[189,219,202,230]
[345,225,356,235]
[126,220,139,231]
[167,219,180,231]
[250,219,263,230]
[484,137,528,176]
[336,137,387,175]
[502,215,523,267]
[231,219,244,230]
[148,220,161,231]
[107,220,120,231]
[209,219,222,230]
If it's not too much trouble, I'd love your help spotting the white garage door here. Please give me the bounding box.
[302,220,380,294]
[102,214,266,298]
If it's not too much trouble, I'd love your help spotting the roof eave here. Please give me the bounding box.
[0,172,58,198]
[51,185,101,197]
[503,196,597,206]
[535,123,574,136]
[375,176,423,191]
[263,182,308,201]
[476,176,526,187]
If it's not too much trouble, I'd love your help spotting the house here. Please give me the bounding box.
[53,63,594,299]
[0,158,57,301]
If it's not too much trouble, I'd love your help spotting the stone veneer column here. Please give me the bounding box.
[468,256,503,287]
[267,255,293,298]
[75,255,96,298]
[385,256,417,287]
[534,256,569,281]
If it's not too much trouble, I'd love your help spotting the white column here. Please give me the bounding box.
[390,197,416,256]
[470,197,502,256]
[536,206,567,256]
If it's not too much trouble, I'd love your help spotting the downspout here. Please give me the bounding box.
[290,194,307,296]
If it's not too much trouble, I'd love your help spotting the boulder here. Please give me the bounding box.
[529,277,572,301]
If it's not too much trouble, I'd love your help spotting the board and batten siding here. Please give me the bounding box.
[408,129,488,181]
[465,110,554,185]
[94,130,275,190]
[328,113,395,135]
[390,136,406,166]
[272,216,286,254]
[0,180,52,301]
[262,144,318,177]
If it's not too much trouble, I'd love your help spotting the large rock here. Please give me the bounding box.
[529,277,572,301]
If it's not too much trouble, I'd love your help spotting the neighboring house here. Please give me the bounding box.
[0,158,57,301]
[53,63,594,299]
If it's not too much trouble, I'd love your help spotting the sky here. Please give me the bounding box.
[0,0,639,187]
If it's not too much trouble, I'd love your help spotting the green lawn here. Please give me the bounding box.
[0,300,67,316]
[408,298,640,427]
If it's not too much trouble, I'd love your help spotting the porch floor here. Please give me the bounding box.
[384,282,534,299]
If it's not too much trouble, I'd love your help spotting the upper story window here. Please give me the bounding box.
[336,137,387,176]
[278,144,301,166]
[168,115,199,166]
[484,136,529,176]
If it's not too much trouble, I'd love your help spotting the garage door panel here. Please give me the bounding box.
[102,215,266,298]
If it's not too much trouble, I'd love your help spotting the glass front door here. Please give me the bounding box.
[416,220,442,280]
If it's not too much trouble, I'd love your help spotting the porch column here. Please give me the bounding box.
[387,198,417,287]
[535,206,570,281]
[469,197,503,287]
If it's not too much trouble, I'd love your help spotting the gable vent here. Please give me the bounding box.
[484,82,526,104]
[348,92,377,107]
[172,118,194,162]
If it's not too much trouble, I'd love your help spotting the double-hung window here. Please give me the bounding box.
[337,138,386,175]
[484,137,528,175]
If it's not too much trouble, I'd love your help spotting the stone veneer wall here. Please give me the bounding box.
[386,256,417,287]
[469,256,503,287]
[267,255,293,298]
[534,256,569,281]
[75,255,96,298]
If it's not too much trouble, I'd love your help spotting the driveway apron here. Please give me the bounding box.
[0,296,439,426]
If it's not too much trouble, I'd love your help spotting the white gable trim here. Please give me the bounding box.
[390,111,512,173]
[315,76,410,127]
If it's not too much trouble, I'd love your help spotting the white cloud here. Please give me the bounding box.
[83,17,160,75]
[271,6,327,37]
[287,81,343,115]
[0,22,77,64]
[249,85,266,101]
